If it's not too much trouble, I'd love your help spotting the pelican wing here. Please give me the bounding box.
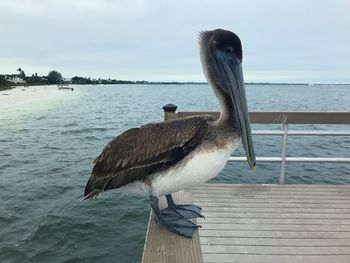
[84,117,208,199]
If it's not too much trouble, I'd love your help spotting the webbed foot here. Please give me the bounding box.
[161,204,204,219]
[163,194,204,219]
[155,212,200,238]
[150,195,201,238]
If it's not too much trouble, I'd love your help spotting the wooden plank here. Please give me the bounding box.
[201,244,350,254]
[200,207,350,214]
[196,184,346,189]
[200,237,350,246]
[199,223,350,231]
[191,185,350,190]
[198,230,350,238]
[202,186,350,190]
[192,184,350,262]
[143,184,350,262]
[197,217,350,225]
[191,189,350,195]
[197,212,350,219]
[142,191,203,263]
[192,193,350,200]
[192,191,350,197]
[202,254,350,263]
[193,198,350,204]
[194,201,350,209]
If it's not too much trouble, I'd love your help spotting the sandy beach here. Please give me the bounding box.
[0,85,67,110]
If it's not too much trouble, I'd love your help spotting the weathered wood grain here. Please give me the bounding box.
[202,254,350,263]
[192,184,350,263]
[142,191,203,263]
[142,184,350,262]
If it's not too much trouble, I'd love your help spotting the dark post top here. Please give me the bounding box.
[163,104,177,112]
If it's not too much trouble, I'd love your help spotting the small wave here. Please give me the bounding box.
[61,127,108,135]
[0,247,31,263]
[0,162,12,170]
[0,214,20,225]
[31,218,100,244]
[63,122,79,128]
[31,184,76,200]
[17,128,31,132]
[0,139,12,143]
[40,145,61,151]
[82,135,99,141]
[36,116,47,120]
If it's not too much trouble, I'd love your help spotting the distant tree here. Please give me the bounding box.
[0,74,14,89]
[25,74,49,85]
[19,71,25,79]
[47,70,63,84]
[0,75,8,84]
[17,68,25,79]
[71,76,94,84]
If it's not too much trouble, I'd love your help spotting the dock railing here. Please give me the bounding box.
[163,104,350,184]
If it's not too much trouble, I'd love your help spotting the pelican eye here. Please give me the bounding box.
[224,46,234,54]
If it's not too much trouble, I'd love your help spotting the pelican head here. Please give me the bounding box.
[199,29,256,170]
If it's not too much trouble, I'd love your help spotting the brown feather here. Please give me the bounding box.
[84,117,208,198]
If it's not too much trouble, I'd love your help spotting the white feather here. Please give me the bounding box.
[151,137,240,197]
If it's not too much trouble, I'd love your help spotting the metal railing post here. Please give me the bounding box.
[279,123,288,184]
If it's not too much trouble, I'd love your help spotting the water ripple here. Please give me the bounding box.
[61,127,108,135]
[0,84,349,263]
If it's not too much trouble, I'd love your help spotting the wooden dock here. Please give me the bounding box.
[142,184,350,263]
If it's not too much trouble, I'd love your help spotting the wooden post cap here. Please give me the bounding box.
[163,104,177,112]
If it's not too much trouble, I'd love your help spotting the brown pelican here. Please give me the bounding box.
[83,29,256,238]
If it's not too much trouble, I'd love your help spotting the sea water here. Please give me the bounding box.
[0,84,350,262]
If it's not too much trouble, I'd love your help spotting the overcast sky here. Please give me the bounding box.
[1,0,349,83]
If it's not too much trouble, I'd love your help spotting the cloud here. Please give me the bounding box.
[1,0,349,83]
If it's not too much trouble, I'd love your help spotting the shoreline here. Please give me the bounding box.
[1,82,348,111]
[0,85,64,110]
[1,83,349,91]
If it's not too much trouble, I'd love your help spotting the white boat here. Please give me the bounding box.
[57,84,73,91]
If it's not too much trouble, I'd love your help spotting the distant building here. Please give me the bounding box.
[4,74,25,83]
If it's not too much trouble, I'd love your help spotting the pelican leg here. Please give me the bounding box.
[150,195,198,238]
[161,194,204,219]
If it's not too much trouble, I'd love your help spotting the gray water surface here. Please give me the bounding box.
[1,84,350,262]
